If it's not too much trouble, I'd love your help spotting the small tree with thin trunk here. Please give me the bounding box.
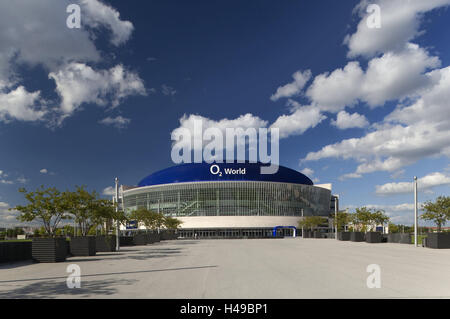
[298,216,328,231]
[421,196,450,232]
[13,186,71,237]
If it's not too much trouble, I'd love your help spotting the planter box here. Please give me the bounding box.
[96,236,117,252]
[399,233,411,244]
[350,232,365,242]
[32,238,67,263]
[70,237,96,256]
[133,234,148,245]
[313,231,322,239]
[302,231,311,238]
[426,233,450,249]
[366,232,382,243]
[0,241,32,263]
[337,232,351,241]
[161,231,177,240]
[387,233,399,243]
[119,236,134,246]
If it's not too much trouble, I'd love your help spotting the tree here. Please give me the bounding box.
[371,209,390,231]
[129,207,165,231]
[421,196,450,232]
[332,211,350,231]
[64,186,123,236]
[298,216,328,231]
[13,186,71,237]
[163,216,183,230]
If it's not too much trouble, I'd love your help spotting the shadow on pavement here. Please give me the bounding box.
[0,278,138,299]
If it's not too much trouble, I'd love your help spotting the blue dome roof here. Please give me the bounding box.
[138,162,313,187]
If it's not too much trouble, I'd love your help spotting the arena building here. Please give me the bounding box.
[121,162,337,238]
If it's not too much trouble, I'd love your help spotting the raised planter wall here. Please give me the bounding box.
[0,241,32,263]
[32,238,67,263]
[338,232,351,241]
[96,236,117,252]
[70,237,96,256]
[119,236,134,246]
[366,232,382,243]
[313,231,322,239]
[133,233,148,245]
[350,232,365,242]
[426,233,450,249]
[399,233,411,244]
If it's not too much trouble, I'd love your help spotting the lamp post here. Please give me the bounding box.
[335,195,339,240]
[414,176,418,247]
[115,177,120,252]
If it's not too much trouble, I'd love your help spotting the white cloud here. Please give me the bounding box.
[102,186,115,196]
[39,169,48,174]
[99,115,131,129]
[339,173,362,181]
[331,111,369,129]
[300,168,314,177]
[81,0,134,46]
[0,0,141,126]
[303,64,450,177]
[345,0,450,58]
[0,86,46,122]
[376,172,450,195]
[270,70,312,101]
[0,201,20,226]
[49,63,146,124]
[306,44,440,111]
[161,84,177,96]
[270,100,326,139]
[172,113,268,152]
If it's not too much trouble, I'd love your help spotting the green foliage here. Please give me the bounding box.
[163,216,183,230]
[420,196,450,232]
[13,186,71,237]
[298,216,328,230]
[64,185,122,236]
[332,211,350,231]
[350,207,390,232]
[129,207,165,230]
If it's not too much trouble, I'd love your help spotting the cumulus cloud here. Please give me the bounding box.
[306,44,440,111]
[270,70,312,101]
[331,111,369,129]
[39,169,48,174]
[172,113,268,153]
[375,172,450,195]
[102,186,115,196]
[0,0,141,126]
[0,86,46,122]
[49,63,146,124]
[270,100,326,138]
[99,115,131,129]
[300,168,314,177]
[81,0,134,46]
[345,0,450,58]
[0,201,20,226]
[303,65,450,176]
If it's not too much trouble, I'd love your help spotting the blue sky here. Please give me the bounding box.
[0,0,449,226]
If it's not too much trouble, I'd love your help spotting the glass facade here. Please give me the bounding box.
[123,181,331,217]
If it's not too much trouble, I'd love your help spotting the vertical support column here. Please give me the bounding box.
[335,195,339,241]
[414,176,418,247]
[115,177,120,252]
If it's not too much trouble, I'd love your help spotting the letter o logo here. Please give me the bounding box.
[210,164,220,175]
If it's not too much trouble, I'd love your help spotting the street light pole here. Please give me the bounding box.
[335,195,339,240]
[115,177,120,252]
[414,176,418,247]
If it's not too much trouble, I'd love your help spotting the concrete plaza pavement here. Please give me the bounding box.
[1,238,450,298]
